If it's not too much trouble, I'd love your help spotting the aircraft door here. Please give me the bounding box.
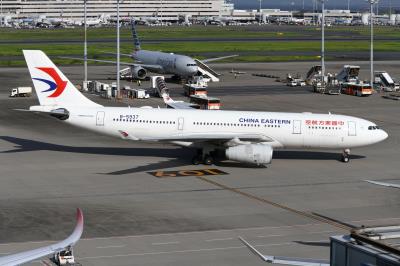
[178,117,184,130]
[293,120,302,134]
[96,111,105,126]
[348,121,356,136]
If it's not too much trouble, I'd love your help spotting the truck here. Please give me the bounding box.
[53,249,75,265]
[10,87,32,97]
[184,83,207,97]
[374,71,400,92]
[134,89,150,99]
[189,95,221,110]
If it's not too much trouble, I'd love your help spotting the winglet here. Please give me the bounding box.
[54,208,84,249]
[0,208,84,266]
[239,237,269,262]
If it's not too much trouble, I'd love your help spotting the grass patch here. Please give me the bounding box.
[0,26,300,41]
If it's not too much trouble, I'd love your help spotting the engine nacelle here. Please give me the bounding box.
[131,66,147,79]
[225,144,273,165]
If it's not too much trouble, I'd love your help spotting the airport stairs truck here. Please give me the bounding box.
[195,59,221,82]
[375,71,399,92]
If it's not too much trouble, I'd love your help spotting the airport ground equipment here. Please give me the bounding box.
[305,65,322,85]
[195,59,221,82]
[286,74,306,87]
[53,249,75,265]
[241,224,400,265]
[184,83,208,97]
[374,71,400,92]
[151,76,169,97]
[189,95,221,110]
[133,88,150,99]
[336,65,361,83]
[10,86,32,97]
[341,82,373,97]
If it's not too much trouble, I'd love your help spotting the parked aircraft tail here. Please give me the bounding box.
[131,19,141,51]
[23,50,101,107]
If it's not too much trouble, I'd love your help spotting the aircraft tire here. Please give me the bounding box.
[204,155,214,165]
[192,156,202,165]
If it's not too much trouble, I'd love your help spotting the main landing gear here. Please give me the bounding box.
[341,149,351,163]
[192,149,216,165]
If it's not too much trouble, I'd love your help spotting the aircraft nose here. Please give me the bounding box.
[381,130,389,141]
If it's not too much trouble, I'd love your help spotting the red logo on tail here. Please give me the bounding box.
[35,67,67,98]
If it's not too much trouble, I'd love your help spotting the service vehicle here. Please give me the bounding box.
[374,71,400,92]
[184,83,207,97]
[134,88,150,99]
[341,82,373,97]
[54,249,75,265]
[10,86,32,97]
[189,95,221,110]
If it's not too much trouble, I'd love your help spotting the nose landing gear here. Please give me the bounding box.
[341,149,351,163]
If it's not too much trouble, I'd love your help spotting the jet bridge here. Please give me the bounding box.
[195,59,221,82]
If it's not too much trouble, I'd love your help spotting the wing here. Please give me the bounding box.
[365,180,400,189]
[0,209,83,266]
[200,54,238,63]
[239,237,330,266]
[124,132,273,142]
[58,56,163,71]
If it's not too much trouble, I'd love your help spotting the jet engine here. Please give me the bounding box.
[225,144,273,165]
[131,66,147,79]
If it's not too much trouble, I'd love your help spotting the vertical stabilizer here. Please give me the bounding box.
[23,50,101,107]
[131,19,141,51]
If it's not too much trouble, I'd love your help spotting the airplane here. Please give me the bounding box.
[22,50,388,166]
[365,180,400,189]
[61,19,236,81]
[239,237,330,266]
[0,208,83,266]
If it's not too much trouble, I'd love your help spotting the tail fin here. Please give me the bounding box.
[23,50,101,107]
[131,19,141,51]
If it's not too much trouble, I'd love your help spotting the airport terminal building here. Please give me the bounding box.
[0,0,234,20]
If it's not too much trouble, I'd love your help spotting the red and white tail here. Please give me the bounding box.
[23,50,101,107]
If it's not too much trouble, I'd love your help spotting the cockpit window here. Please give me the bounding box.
[187,63,197,66]
[368,126,381,130]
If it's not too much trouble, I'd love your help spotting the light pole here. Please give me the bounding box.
[1,0,3,27]
[319,0,325,85]
[347,0,350,11]
[259,0,262,24]
[116,0,120,98]
[84,0,87,90]
[368,0,379,86]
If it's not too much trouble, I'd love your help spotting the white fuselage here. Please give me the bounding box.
[64,107,388,150]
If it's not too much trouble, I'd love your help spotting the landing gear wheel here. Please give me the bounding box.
[204,155,214,165]
[341,149,350,163]
[192,155,202,165]
[342,155,350,163]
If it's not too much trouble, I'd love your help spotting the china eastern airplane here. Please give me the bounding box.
[22,50,388,165]
[0,209,83,266]
[63,19,236,80]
